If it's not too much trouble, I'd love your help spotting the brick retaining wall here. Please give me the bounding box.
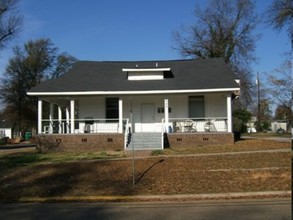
[36,134,124,152]
[165,133,234,148]
[36,132,234,152]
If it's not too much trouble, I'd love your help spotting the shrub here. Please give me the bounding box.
[233,108,252,133]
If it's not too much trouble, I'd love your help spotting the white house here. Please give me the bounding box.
[0,120,12,139]
[271,120,289,133]
[27,58,240,151]
[0,128,12,139]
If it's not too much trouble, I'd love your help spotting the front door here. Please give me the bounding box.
[141,103,155,132]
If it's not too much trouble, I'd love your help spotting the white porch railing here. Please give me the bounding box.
[41,117,228,134]
[162,117,228,133]
[41,118,129,134]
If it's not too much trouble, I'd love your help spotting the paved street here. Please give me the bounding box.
[0,198,290,220]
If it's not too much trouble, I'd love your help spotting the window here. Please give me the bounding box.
[122,68,171,81]
[106,97,119,120]
[189,96,205,118]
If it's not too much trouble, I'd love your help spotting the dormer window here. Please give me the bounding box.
[122,68,171,80]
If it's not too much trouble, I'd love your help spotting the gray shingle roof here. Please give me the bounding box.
[28,58,239,95]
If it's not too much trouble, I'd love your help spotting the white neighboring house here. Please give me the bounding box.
[0,128,12,139]
[27,58,240,150]
[271,120,288,133]
[0,119,12,139]
[247,116,257,133]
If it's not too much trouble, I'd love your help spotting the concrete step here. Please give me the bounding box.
[127,133,162,150]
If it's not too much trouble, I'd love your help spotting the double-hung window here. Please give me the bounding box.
[106,97,119,121]
[189,96,205,118]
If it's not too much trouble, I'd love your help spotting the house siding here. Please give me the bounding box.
[205,94,227,117]
[77,94,228,120]
[76,93,228,133]
[79,97,105,119]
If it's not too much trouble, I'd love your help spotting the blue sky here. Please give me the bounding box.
[0,0,290,80]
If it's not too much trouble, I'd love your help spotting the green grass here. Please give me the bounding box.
[150,150,164,156]
[0,153,44,168]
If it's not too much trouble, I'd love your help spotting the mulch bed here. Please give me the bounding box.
[0,150,290,202]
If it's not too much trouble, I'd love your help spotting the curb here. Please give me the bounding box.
[19,191,291,203]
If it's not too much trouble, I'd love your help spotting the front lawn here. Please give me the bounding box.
[0,139,290,202]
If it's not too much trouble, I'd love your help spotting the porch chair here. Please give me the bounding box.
[84,124,92,133]
[209,119,217,132]
[173,121,181,132]
[204,119,217,132]
[84,116,94,133]
[184,120,197,132]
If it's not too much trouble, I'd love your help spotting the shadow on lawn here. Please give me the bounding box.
[0,153,167,202]
[0,153,46,172]
[135,159,164,185]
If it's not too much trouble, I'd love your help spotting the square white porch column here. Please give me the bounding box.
[164,98,169,133]
[49,102,54,134]
[38,99,42,134]
[66,107,70,134]
[58,106,62,134]
[118,98,123,133]
[70,100,75,134]
[227,94,232,132]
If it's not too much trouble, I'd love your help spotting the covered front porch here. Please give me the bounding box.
[36,93,234,150]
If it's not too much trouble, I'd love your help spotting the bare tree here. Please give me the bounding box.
[0,38,77,132]
[173,0,259,108]
[275,104,291,120]
[266,0,293,42]
[0,0,22,51]
[173,0,258,66]
[266,0,293,135]
[267,56,292,126]
[51,52,77,79]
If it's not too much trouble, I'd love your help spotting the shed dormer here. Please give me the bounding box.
[122,67,171,80]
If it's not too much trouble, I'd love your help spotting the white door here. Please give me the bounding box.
[141,103,155,132]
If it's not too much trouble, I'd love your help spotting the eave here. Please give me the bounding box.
[27,87,240,96]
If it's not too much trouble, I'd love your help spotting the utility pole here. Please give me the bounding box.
[290,35,293,149]
[256,72,261,132]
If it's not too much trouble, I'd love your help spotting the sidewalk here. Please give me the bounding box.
[19,191,291,203]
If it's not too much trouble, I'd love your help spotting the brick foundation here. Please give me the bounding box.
[36,134,124,152]
[36,132,234,152]
[165,132,234,148]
